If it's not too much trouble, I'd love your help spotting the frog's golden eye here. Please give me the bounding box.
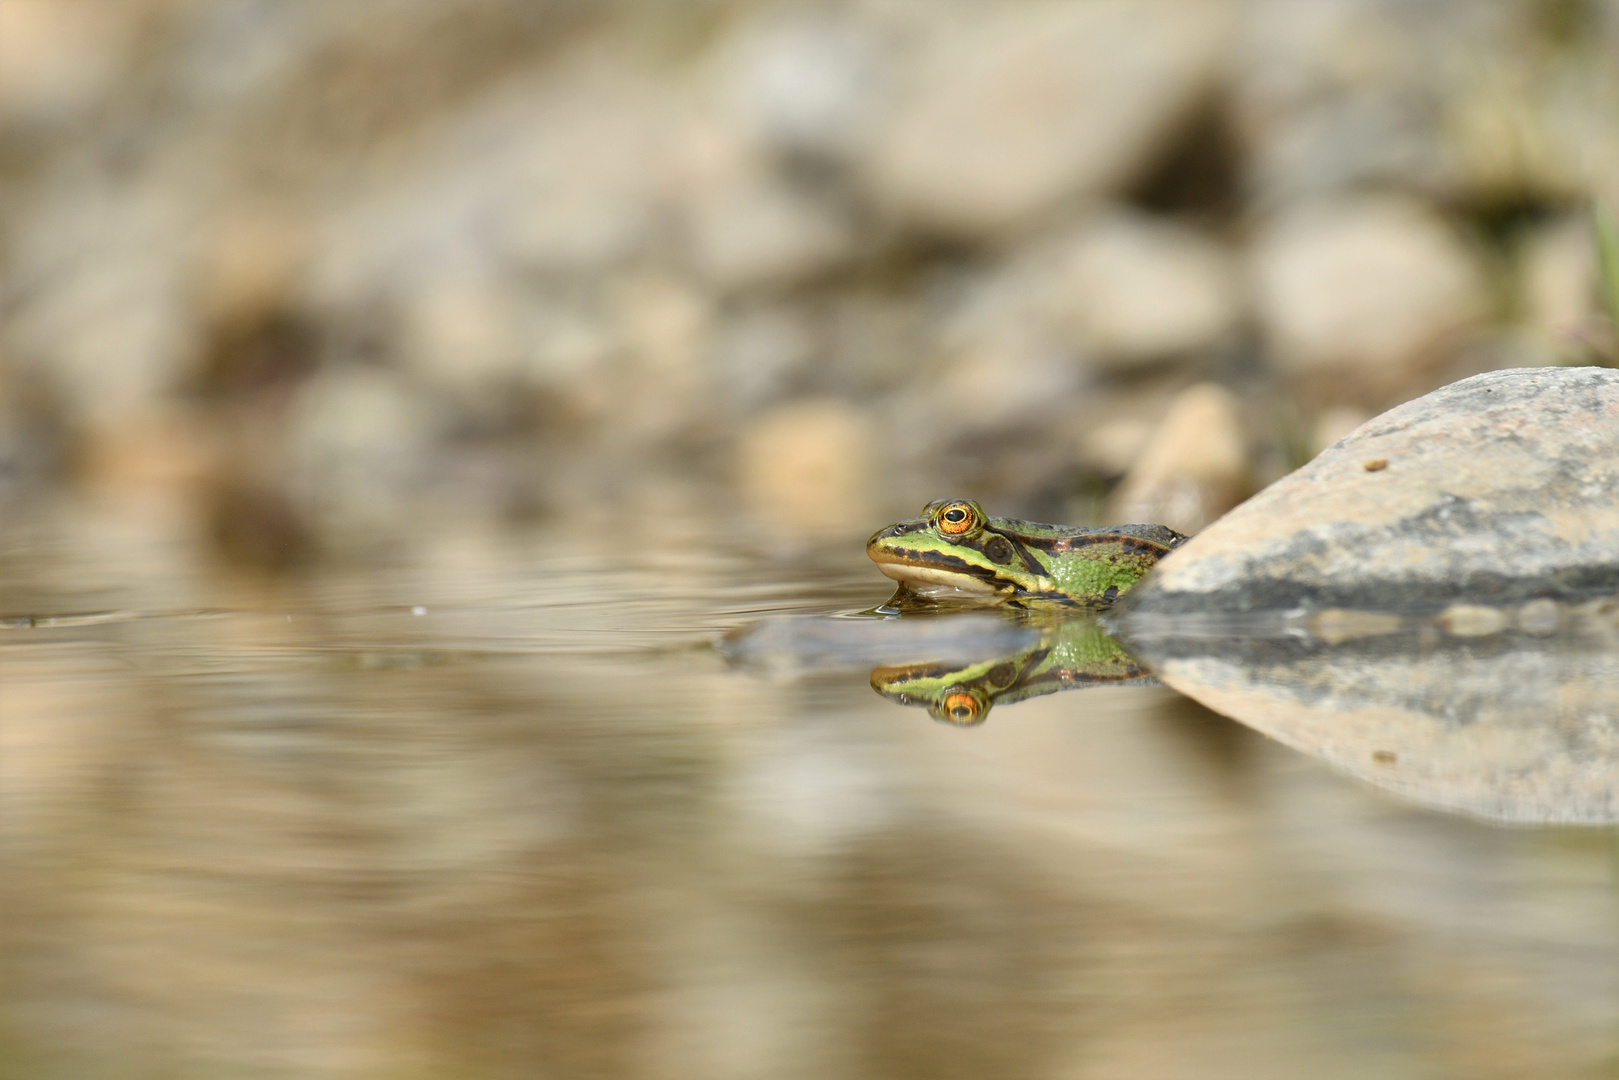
[934,501,979,537]
[937,690,985,726]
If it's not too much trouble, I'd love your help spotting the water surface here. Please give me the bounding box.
[3,494,1617,1079]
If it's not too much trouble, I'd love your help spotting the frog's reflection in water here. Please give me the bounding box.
[870,616,1154,726]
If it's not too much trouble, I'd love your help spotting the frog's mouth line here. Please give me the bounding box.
[867,549,1003,595]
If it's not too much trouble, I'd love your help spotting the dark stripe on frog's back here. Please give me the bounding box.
[1004,656,1149,696]
[988,519,1185,557]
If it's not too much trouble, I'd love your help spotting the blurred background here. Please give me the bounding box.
[2,0,1617,549]
[5,2,1619,1078]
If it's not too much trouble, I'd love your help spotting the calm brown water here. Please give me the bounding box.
[3,493,1617,1080]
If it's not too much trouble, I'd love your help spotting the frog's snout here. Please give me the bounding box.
[868,522,904,546]
[867,520,922,559]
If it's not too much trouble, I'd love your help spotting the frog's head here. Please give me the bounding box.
[866,499,1048,600]
[870,660,997,725]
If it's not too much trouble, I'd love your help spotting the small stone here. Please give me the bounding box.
[866,3,1232,237]
[498,63,673,273]
[0,0,129,125]
[286,366,438,520]
[402,277,522,396]
[1250,195,1489,386]
[709,304,817,408]
[715,10,877,163]
[1108,383,1248,535]
[198,207,306,330]
[1518,216,1599,338]
[686,170,856,291]
[1362,458,1387,472]
[1037,210,1242,368]
[1437,604,1507,638]
[1077,418,1154,478]
[928,331,1079,434]
[6,175,200,429]
[80,408,218,492]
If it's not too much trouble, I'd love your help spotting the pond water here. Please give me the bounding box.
[3,493,1618,1080]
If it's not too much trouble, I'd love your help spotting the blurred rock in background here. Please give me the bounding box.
[2,0,1618,551]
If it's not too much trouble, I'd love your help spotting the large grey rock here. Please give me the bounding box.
[1120,367,1619,616]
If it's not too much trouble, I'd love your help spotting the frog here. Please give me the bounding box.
[867,498,1186,608]
[870,616,1153,725]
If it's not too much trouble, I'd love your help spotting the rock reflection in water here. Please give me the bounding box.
[1118,598,1619,824]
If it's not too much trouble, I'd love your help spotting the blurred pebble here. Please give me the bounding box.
[80,409,218,492]
[0,0,131,126]
[286,367,437,521]
[867,2,1231,236]
[1519,215,1599,339]
[930,331,1080,434]
[1108,383,1247,534]
[7,175,202,429]
[517,297,619,394]
[498,63,673,274]
[402,276,522,399]
[1039,209,1242,368]
[686,170,857,291]
[717,10,877,163]
[737,399,872,534]
[710,305,818,408]
[605,276,713,441]
[1251,195,1489,388]
[615,276,713,380]
[198,207,306,331]
[1077,417,1154,478]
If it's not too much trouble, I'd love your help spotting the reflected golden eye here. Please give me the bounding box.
[940,691,982,725]
[935,501,978,536]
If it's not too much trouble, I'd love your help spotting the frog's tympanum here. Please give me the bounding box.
[868,499,1186,608]
[871,617,1152,725]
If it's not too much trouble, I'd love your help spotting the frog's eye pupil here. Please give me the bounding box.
[945,509,965,523]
